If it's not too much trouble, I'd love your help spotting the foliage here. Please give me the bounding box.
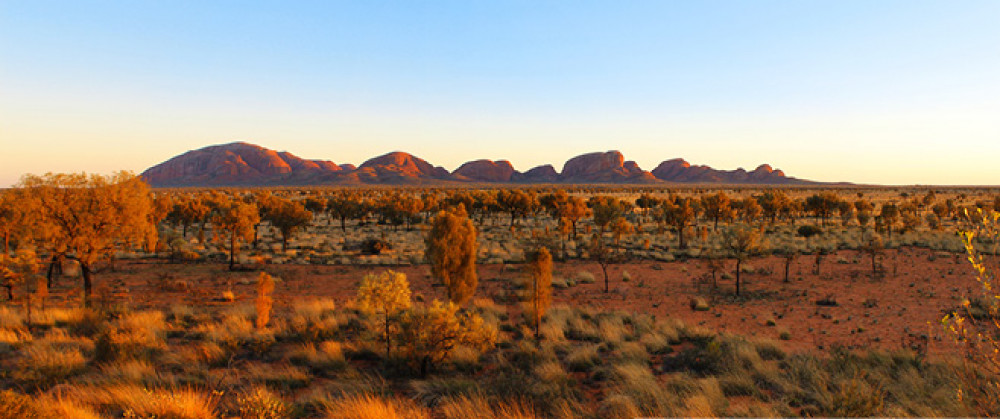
[256,272,275,330]
[356,270,412,357]
[395,300,497,376]
[525,247,553,339]
[212,200,260,270]
[425,205,479,306]
[942,208,1000,416]
[14,171,156,306]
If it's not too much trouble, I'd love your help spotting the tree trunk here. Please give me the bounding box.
[81,262,93,308]
[3,231,8,253]
[46,256,58,289]
[2,284,11,301]
[340,217,347,232]
[735,259,742,296]
[784,257,791,283]
[281,235,288,252]
[678,224,687,249]
[602,263,610,293]
[229,232,237,271]
[385,310,391,357]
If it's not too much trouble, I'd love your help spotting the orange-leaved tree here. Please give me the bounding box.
[16,172,155,307]
[395,300,496,377]
[526,247,552,339]
[356,270,412,357]
[212,199,260,271]
[265,198,313,252]
[425,205,478,306]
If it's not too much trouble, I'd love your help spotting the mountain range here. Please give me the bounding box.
[140,142,814,187]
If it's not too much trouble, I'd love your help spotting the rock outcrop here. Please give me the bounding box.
[559,151,658,183]
[452,159,517,182]
[142,142,815,186]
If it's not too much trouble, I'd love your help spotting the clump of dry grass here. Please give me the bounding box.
[73,385,220,419]
[236,386,289,419]
[285,298,340,341]
[437,394,539,419]
[323,393,431,419]
[286,340,347,371]
[16,341,88,385]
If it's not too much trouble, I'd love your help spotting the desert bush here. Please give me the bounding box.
[245,362,312,389]
[77,385,219,419]
[237,386,289,419]
[574,271,595,284]
[323,393,431,419]
[285,298,340,342]
[256,272,275,329]
[425,206,479,305]
[356,270,412,357]
[565,343,601,372]
[394,300,497,376]
[16,341,87,385]
[0,389,44,418]
[437,394,538,419]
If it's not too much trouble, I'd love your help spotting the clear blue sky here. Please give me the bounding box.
[2,1,998,186]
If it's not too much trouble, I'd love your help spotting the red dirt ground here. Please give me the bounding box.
[41,246,980,359]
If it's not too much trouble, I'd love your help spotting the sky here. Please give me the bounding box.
[1,1,998,186]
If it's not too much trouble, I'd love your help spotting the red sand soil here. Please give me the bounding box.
[42,246,979,359]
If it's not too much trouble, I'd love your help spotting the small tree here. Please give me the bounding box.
[942,209,1000,415]
[0,248,40,301]
[425,205,478,306]
[16,172,156,307]
[395,300,497,377]
[588,233,620,293]
[525,248,553,339]
[213,201,260,271]
[356,270,412,357]
[862,234,884,280]
[721,224,765,296]
[255,272,275,329]
[266,199,313,252]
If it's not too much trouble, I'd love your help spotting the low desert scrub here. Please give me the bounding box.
[0,305,24,329]
[96,310,167,361]
[606,362,680,416]
[244,362,312,390]
[15,340,88,385]
[285,298,340,341]
[236,386,289,419]
[287,340,347,372]
[323,393,431,419]
[437,394,539,419]
[574,271,596,284]
[67,385,220,419]
[565,343,601,372]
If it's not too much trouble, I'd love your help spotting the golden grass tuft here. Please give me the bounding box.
[323,393,431,419]
[437,394,539,419]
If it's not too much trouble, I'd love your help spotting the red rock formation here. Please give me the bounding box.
[513,165,559,183]
[453,159,517,182]
[559,151,658,183]
[358,151,451,182]
[141,142,815,186]
[650,159,797,184]
[141,142,338,186]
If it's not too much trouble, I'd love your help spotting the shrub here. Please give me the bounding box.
[256,272,275,329]
[323,394,431,419]
[575,271,596,284]
[17,342,87,385]
[237,386,289,419]
[356,270,412,357]
[395,300,497,376]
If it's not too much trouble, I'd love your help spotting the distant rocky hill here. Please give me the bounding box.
[141,142,814,187]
